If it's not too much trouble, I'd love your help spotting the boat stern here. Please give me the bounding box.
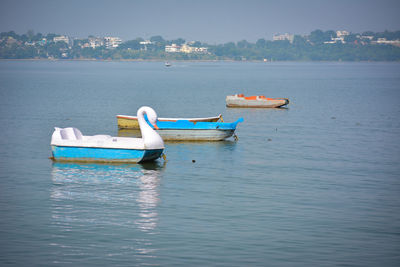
[117,115,140,129]
[139,149,164,162]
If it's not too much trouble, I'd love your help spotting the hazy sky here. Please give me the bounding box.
[0,0,399,43]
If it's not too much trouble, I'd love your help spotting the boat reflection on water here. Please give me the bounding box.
[51,162,164,231]
[134,162,162,232]
[50,161,165,262]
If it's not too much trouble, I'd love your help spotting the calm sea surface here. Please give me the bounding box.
[0,61,399,266]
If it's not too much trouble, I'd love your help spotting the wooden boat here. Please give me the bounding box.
[117,114,222,129]
[226,94,289,108]
[50,107,165,163]
[146,118,244,141]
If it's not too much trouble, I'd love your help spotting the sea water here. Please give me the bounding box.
[0,61,399,266]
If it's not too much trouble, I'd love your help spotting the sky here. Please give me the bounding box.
[0,0,399,43]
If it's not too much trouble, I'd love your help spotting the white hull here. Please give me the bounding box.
[157,129,234,141]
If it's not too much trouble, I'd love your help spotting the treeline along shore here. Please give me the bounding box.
[1,30,400,61]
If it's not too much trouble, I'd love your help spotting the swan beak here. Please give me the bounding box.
[154,123,159,130]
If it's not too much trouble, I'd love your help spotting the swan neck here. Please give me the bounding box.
[138,109,152,135]
[137,107,164,150]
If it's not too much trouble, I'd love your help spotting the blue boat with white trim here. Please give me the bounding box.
[146,117,244,141]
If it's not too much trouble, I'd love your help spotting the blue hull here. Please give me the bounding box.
[155,118,244,130]
[51,146,163,163]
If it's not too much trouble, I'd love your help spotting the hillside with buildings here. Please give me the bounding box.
[1,30,400,61]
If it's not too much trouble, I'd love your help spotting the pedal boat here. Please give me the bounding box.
[226,94,289,108]
[50,107,165,163]
[117,114,222,129]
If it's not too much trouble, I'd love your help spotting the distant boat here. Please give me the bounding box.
[117,114,222,129]
[50,107,165,163]
[226,94,289,108]
[165,62,171,67]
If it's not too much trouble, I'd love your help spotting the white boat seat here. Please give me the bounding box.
[73,128,83,140]
[60,127,83,140]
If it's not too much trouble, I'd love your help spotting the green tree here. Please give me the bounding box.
[256,38,267,48]
[171,38,185,45]
[191,41,202,47]
[150,35,165,43]
[237,40,251,49]
[32,33,43,42]
[46,33,57,42]
[309,29,334,44]
[344,34,359,44]
[292,35,308,47]
[27,30,34,40]
[119,40,141,50]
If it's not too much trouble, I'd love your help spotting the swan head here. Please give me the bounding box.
[138,106,158,129]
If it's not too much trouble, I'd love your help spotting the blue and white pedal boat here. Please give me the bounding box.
[51,107,165,163]
[148,118,244,141]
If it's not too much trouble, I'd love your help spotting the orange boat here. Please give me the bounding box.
[226,94,289,108]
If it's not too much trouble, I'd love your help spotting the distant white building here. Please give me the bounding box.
[104,37,122,49]
[324,30,349,44]
[324,37,345,44]
[336,31,349,38]
[140,40,153,51]
[273,33,294,43]
[360,35,374,40]
[193,47,208,53]
[89,37,104,48]
[165,43,180,52]
[140,40,153,45]
[180,44,194,53]
[53,35,70,45]
[374,38,400,46]
[165,43,208,53]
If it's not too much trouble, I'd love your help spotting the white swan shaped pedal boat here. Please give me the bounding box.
[50,107,164,163]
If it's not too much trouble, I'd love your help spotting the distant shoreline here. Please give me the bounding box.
[1,58,399,63]
[2,30,400,62]
[0,58,228,62]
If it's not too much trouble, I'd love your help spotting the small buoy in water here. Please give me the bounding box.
[192,160,196,163]
[331,117,336,119]
[268,138,272,141]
